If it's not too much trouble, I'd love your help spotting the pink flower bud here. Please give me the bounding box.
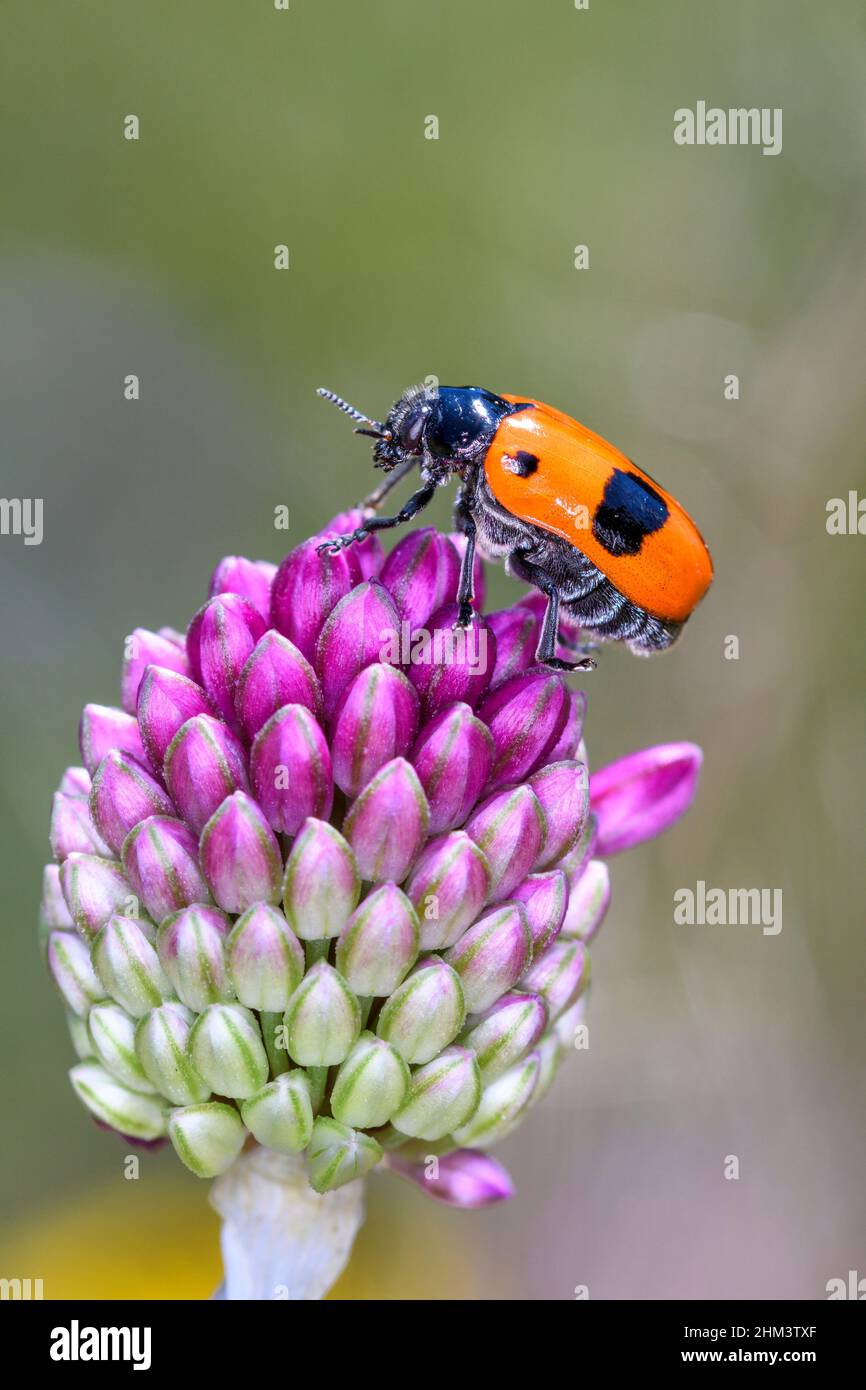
[379,528,461,630]
[208,555,277,622]
[510,869,568,953]
[271,539,359,662]
[335,883,420,997]
[315,580,401,721]
[122,814,209,924]
[163,714,249,834]
[386,1147,513,1208]
[320,510,384,579]
[250,705,333,835]
[199,791,283,913]
[465,784,547,900]
[50,793,110,860]
[521,938,590,1021]
[187,595,267,731]
[444,903,533,1013]
[157,904,232,1011]
[331,664,419,797]
[410,703,494,834]
[486,606,539,688]
[561,858,610,942]
[405,830,491,950]
[89,751,174,856]
[477,668,569,792]
[234,631,322,741]
[59,853,131,939]
[546,689,586,763]
[590,742,703,855]
[405,602,496,717]
[121,628,190,714]
[59,767,91,797]
[136,666,214,772]
[529,759,590,869]
[79,704,146,776]
[343,758,429,883]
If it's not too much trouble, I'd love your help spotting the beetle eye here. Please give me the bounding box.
[402,410,426,449]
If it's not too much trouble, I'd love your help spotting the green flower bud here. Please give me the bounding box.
[335,883,420,997]
[134,1001,211,1105]
[528,1032,562,1108]
[451,1050,541,1148]
[307,1115,382,1194]
[169,1101,247,1178]
[188,1003,269,1099]
[92,914,171,1018]
[330,1031,410,1129]
[226,903,304,1011]
[67,1009,94,1060]
[88,1000,156,1094]
[376,959,465,1064]
[47,930,102,1018]
[460,991,547,1082]
[283,962,361,1067]
[240,1071,314,1154]
[157,904,232,1012]
[391,1046,481,1142]
[70,1061,166,1141]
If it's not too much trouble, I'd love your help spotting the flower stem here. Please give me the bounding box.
[210,1145,365,1300]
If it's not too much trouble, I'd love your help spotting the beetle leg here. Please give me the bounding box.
[317,482,437,554]
[453,495,477,628]
[361,455,418,511]
[509,551,597,672]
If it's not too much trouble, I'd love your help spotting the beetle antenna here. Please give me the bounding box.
[317,388,387,436]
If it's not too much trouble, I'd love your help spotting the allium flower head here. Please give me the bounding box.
[42,519,702,1206]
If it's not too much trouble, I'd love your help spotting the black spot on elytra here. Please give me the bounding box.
[503,450,539,478]
[592,468,668,557]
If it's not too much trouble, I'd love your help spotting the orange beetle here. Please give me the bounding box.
[318,385,713,670]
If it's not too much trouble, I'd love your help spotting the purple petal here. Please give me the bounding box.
[121,629,190,715]
[234,631,322,742]
[122,815,210,924]
[590,742,703,855]
[136,666,213,772]
[199,791,283,913]
[59,767,92,797]
[561,858,610,942]
[79,705,146,777]
[209,555,276,621]
[89,751,174,856]
[444,902,533,1013]
[250,704,333,835]
[385,1147,513,1208]
[59,853,131,940]
[546,689,587,763]
[271,539,359,662]
[410,702,494,835]
[405,602,496,717]
[477,668,569,792]
[331,663,419,797]
[343,757,430,883]
[379,528,461,630]
[163,714,250,835]
[315,580,401,721]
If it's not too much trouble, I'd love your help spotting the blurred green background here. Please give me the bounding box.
[1,0,864,1299]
